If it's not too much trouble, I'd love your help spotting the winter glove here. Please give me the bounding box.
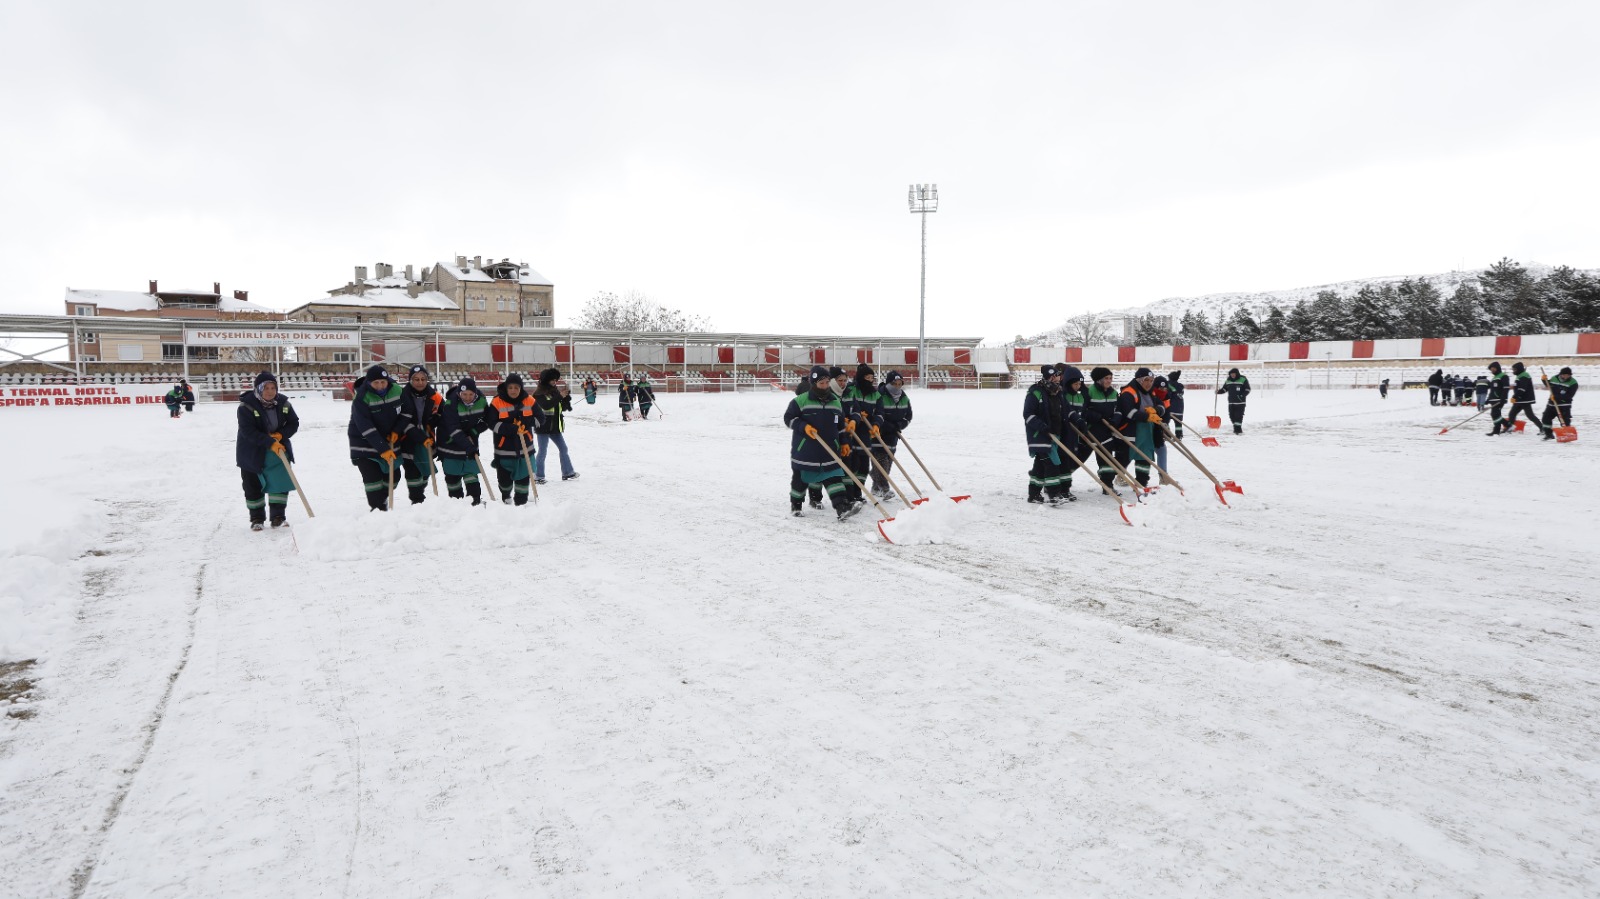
[870,425,881,439]
[804,425,820,440]
[388,432,400,444]
[380,450,398,464]
[423,436,434,449]
[1146,407,1163,423]
[844,419,857,434]
[1067,409,1085,425]
[840,444,852,457]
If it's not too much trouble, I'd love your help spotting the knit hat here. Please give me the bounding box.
[1041,364,1059,378]
[1228,367,1241,377]
[1153,375,1169,390]
[1559,366,1573,376]
[252,371,277,400]
[828,366,846,379]
[885,370,903,384]
[539,367,561,385]
[1090,366,1113,382]
[1134,367,1152,379]
[503,373,524,388]
[409,364,429,378]
[457,376,478,395]
[1169,369,1182,382]
[365,364,390,383]
[808,364,829,382]
[856,363,875,379]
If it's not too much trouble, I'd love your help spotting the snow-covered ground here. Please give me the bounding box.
[2,386,1597,898]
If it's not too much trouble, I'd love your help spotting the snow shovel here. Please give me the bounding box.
[1173,414,1220,447]
[1208,361,1222,430]
[812,431,898,542]
[1159,422,1239,505]
[421,441,440,496]
[1438,407,1488,435]
[1541,368,1578,442]
[516,427,539,503]
[1047,433,1137,526]
[1101,421,1185,495]
[1069,423,1147,498]
[893,434,971,503]
[385,443,397,511]
[845,423,916,508]
[271,446,315,518]
[473,453,498,503]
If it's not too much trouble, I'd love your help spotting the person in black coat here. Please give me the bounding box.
[1485,361,1511,435]
[1166,370,1187,438]
[395,364,443,505]
[1505,362,1544,435]
[1541,367,1579,438]
[532,367,578,484]
[180,379,196,412]
[1216,368,1251,434]
[437,377,489,504]
[1427,369,1444,406]
[348,364,405,510]
[236,371,300,530]
[784,364,857,518]
[1022,365,1076,504]
[1379,378,1389,399]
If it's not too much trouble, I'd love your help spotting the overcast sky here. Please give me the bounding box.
[3,0,1597,342]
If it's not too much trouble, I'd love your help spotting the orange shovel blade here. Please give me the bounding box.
[875,518,897,543]
[1555,427,1578,443]
[1206,416,1222,429]
[1201,437,1221,447]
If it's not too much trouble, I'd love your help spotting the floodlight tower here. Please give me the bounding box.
[908,183,938,385]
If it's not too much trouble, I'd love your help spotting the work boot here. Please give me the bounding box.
[250,521,264,531]
[1543,428,1556,440]
[1028,484,1045,504]
[791,501,804,518]
[1233,424,1242,435]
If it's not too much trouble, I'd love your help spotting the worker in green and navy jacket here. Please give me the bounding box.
[236,371,299,530]
[1084,366,1127,488]
[348,364,406,510]
[840,363,882,503]
[1541,367,1579,438]
[871,370,913,498]
[1216,368,1251,434]
[1022,365,1077,504]
[165,384,185,418]
[783,365,860,520]
[1485,361,1512,434]
[437,377,489,504]
[1505,362,1542,435]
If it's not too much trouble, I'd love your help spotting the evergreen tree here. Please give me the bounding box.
[1309,290,1348,341]
[1439,282,1489,337]
[1132,313,1174,345]
[1394,278,1443,338]
[1221,306,1262,343]
[1345,285,1396,339]
[1538,266,1600,333]
[1478,258,1537,333]
[1260,306,1288,342]
[1178,310,1214,344]
[1285,300,1316,342]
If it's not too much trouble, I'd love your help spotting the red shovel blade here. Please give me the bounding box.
[876,517,896,543]
[1206,415,1222,429]
[1513,420,1526,433]
[1117,504,1137,526]
[1555,427,1578,443]
[1223,479,1243,494]
[1200,436,1221,447]
[1213,484,1231,506]
[909,494,970,505]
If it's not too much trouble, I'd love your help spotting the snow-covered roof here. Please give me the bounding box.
[361,275,414,288]
[434,260,553,287]
[64,288,278,314]
[302,288,459,310]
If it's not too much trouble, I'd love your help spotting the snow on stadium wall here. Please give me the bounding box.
[1006,332,1600,367]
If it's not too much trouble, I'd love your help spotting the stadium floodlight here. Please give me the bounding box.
[908,183,938,385]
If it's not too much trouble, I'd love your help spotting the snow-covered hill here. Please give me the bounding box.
[1026,263,1600,344]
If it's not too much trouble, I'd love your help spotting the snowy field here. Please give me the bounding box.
[2,385,1598,898]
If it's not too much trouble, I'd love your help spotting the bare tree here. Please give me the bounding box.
[1060,312,1113,346]
[574,290,715,332]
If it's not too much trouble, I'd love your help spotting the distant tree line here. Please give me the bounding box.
[1147,259,1600,345]
[574,290,714,332]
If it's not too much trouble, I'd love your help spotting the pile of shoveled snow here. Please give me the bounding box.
[291,498,581,561]
[875,493,977,545]
[0,481,102,660]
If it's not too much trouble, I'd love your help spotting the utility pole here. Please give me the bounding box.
[908,184,939,385]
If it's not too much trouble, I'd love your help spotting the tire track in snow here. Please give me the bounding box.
[68,554,213,899]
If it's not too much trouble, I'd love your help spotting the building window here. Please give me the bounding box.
[163,343,184,360]
[163,344,218,360]
[75,305,95,316]
[79,354,98,362]
[81,331,96,343]
[332,351,358,363]
[330,316,356,324]
[431,319,451,326]
[399,318,421,325]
